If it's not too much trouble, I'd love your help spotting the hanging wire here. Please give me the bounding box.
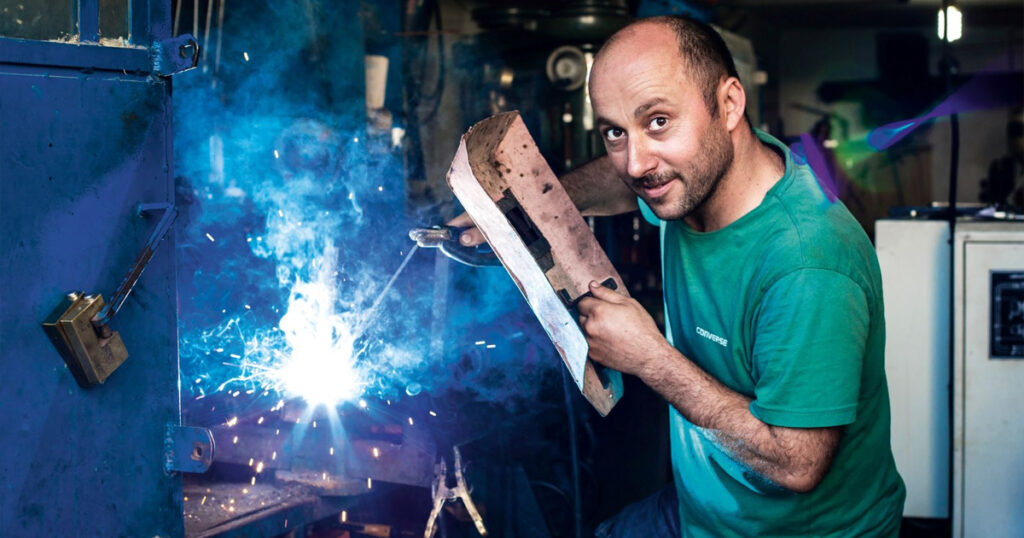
[202,0,214,72]
[173,0,182,36]
[418,1,447,125]
[214,0,226,76]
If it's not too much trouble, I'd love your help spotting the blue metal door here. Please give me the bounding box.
[0,1,187,536]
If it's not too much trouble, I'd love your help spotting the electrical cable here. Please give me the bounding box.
[418,1,447,125]
[941,6,959,528]
[946,108,959,533]
[173,0,182,36]
[560,367,582,538]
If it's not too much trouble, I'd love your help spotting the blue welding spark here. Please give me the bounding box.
[205,241,423,408]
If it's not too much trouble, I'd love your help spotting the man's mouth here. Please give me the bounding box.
[639,177,675,199]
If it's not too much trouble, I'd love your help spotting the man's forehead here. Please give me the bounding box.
[593,22,679,77]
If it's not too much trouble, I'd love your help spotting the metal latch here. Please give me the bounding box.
[41,203,177,387]
[165,425,214,474]
[496,189,554,272]
[150,34,200,77]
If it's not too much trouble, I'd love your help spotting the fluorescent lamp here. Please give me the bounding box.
[938,4,963,43]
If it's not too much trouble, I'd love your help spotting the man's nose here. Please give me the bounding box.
[626,137,657,179]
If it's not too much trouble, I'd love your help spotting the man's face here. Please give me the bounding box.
[590,24,734,221]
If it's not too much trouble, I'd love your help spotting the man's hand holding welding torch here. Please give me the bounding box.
[576,281,672,377]
[446,212,486,247]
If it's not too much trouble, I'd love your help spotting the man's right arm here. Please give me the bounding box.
[448,155,637,246]
[561,155,638,217]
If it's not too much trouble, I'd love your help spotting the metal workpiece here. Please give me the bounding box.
[199,397,436,488]
[165,425,215,474]
[182,482,339,538]
[182,395,439,535]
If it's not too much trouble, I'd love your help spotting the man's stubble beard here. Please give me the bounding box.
[640,119,734,221]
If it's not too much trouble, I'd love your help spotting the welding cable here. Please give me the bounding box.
[560,366,583,538]
[418,0,447,125]
[173,0,182,36]
[945,110,959,534]
[530,480,571,511]
[202,0,214,70]
[941,30,959,522]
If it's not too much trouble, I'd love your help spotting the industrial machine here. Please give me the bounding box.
[951,221,1024,537]
[877,218,1024,537]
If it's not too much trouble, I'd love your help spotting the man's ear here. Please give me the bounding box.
[719,76,746,132]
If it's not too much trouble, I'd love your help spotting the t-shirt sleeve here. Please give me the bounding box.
[748,268,868,428]
[638,198,661,226]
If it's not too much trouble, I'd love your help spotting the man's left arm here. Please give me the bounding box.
[578,279,859,493]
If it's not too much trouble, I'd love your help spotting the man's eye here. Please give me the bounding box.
[649,117,668,131]
[604,128,625,141]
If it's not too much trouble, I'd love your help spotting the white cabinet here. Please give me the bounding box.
[953,222,1024,537]
[877,219,951,519]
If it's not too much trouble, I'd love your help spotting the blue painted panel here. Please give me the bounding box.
[0,56,181,538]
[0,38,151,72]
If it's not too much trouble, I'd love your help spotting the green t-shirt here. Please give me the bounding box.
[639,130,906,537]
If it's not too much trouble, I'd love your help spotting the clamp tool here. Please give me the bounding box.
[424,446,487,538]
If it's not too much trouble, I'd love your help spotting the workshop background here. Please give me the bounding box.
[1,0,1022,537]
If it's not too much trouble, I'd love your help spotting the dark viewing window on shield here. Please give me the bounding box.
[99,0,129,43]
[0,0,77,41]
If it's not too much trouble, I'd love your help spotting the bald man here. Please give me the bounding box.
[452,15,904,537]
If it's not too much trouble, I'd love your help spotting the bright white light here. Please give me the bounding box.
[273,246,363,407]
[938,5,962,42]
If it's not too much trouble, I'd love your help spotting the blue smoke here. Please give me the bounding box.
[173,1,557,416]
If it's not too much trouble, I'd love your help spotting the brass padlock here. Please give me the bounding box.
[42,292,129,387]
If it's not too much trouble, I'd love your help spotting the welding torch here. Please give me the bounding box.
[408,226,500,267]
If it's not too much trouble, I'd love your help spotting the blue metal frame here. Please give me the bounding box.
[0,37,151,72]
[0,0,184,535]
[80,0,99,41]
[0,0,169,73]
